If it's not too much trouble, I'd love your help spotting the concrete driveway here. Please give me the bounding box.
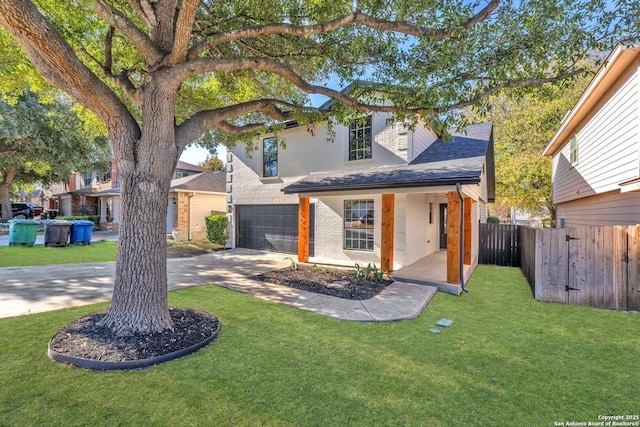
[0,249,288,319]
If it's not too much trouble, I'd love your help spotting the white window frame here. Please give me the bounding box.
[569,135,578,165]
[344,199,374,251]
[348,116,373,161]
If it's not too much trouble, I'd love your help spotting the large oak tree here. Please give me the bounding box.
[0,0,634,335]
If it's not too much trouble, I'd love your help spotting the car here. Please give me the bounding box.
[0,202,35,219]
[25,202,44,216]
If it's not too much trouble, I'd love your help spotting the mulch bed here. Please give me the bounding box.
[253,264,393,300]
[48,261,391,367]
[49,308,219,365]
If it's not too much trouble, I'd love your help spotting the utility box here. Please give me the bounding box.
[8,219,41,247]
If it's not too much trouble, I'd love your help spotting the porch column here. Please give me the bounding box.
[381,194,395,272]
[464,197,472,265]
[446,192,461,284]
[298,196,310,263]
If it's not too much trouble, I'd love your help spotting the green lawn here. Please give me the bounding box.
[0,240,117,267]
[0,266,637,426]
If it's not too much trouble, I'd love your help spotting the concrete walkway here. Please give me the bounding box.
[0,249,437,321]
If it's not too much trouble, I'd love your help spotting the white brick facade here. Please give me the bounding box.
[228,113,487,269]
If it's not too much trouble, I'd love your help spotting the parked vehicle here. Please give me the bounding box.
[0,202,35,219]
[25,202,44,216]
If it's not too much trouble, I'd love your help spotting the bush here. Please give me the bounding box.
[205,214,229,245]
[487,215,500,224]
[58,215,100,228]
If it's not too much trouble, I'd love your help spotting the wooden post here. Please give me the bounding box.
[447,192,461,284]
[381,194,395,272]
[464,197,472,265]
[298,197,310,263]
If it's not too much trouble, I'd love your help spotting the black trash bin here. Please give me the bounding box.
[48,210,58,219]
[43,220,71,247]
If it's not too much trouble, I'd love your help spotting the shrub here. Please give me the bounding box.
[205,214,229,245]
[487,215,500,224]
[58,215,100,227]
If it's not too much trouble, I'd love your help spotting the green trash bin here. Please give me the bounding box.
[8,219,41,247]
[43,220,72,247]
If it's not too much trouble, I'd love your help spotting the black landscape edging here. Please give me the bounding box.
[48,318,221,371]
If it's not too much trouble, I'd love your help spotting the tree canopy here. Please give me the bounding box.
[481,73,593,226]
[0,90,111,219]
[0,0,637,336]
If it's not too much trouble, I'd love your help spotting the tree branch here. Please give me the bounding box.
[440,70,586,112]
[187,2,500,60]
[104,25,115,71]
[79,48,143,105]
[86,0,164,66]
[0,141,20,156]
[172,57,437,116]
[167,0,199,65]
[175,99,323,150]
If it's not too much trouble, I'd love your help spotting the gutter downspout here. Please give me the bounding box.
[456,183,469,293]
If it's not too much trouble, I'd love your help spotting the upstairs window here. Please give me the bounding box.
[349,116,372,161]
[83,171,92,187]
[569,135,578,165]
[263,137,278,177]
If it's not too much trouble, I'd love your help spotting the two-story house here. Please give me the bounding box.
[543,44,640,227]
[228,110,495,295]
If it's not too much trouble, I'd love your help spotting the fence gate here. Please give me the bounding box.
[479,223,520,267]
[531,226,639,311]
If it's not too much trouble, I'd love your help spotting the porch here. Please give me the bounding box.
[391,251,477,296]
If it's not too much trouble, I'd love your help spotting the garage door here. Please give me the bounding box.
[236,204,314,256]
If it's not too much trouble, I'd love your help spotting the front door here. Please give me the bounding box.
[439,203,447,249]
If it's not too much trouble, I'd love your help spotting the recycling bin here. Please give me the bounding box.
[70,220,95,244]
[43,219,72,247]
[8,219,41,247]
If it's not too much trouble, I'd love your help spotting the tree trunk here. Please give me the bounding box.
[98,76,180,336]
[0,183,13,220]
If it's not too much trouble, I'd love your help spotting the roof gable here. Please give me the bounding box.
[543,44,640,156]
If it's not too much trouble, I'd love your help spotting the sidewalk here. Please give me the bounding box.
[0,249,437,321]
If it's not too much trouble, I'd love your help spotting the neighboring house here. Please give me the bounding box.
[52,161,224,241]
[228,111,495,295]
[166,171,227,241]
[543,44,640,227]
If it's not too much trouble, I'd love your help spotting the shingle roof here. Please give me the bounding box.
[281,122,494,199]
[170,171,226,193]
[175,160,209,172]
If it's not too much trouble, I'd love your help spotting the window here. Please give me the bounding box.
[349,116,372,161]
[344,199,374,251]
[263,137,278,177]
[103,171,111,182]
[83,171,92,187]
[569,135,578,165]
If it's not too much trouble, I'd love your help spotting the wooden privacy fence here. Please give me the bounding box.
[478,223,520,267]
[520,225,639,312]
